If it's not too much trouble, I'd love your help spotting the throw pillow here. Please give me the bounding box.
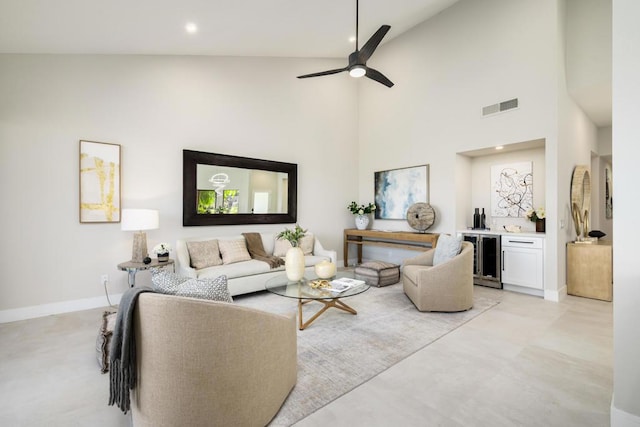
[151,268,191,289]
[186,240,223,269]
[273,233,314,256]
[218,239,252,264]
[433,234,463,266]
[273,238,292,257]
[96,310,117,374]
[300,234,315,255]
[153,274,233,303]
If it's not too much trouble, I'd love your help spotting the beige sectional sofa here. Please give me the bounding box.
[175,232,337,296]
[132,292,297,426]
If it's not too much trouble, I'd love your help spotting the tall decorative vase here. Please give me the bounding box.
[285,246,305,281]
[536,219,546,233]
[355,214,369,230]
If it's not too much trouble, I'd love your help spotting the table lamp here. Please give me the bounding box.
[121,209,159,262]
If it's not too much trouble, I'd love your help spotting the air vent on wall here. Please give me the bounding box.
[482,98,519,117]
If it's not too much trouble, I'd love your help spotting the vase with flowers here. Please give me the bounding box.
[152,243,172,262]
[276,225,307,281]
[348,201,376,230]
[526,207,546,233]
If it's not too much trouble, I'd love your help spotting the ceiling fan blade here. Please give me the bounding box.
[359,25,391,63]
[297,68,348,79]
[365,67,394,88]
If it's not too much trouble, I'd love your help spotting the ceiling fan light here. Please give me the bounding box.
[349,66,366,78]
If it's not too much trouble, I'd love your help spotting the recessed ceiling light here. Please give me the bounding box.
[495,146,504,150]
[185,22,198,34]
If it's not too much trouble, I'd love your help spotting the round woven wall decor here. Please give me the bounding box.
[406,203,436,232]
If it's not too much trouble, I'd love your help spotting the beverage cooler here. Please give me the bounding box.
[462,233,502,288]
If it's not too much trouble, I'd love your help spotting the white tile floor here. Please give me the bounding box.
[0,286,612,427]
[295,286,613,427]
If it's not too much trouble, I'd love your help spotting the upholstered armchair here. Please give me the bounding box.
[131,293,297,427]
[402,241,474,312]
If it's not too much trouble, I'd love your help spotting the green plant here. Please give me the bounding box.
[348,201,376,215]
[276,225,307,247]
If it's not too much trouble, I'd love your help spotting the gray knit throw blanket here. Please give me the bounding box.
[108,286,153,414]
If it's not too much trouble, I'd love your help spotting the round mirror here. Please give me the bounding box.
[570,166,591,238]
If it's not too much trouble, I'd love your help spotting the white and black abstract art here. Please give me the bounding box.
[491,162,533,217]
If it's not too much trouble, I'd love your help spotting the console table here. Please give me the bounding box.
[567,241,612,301]
[343,229,439,267]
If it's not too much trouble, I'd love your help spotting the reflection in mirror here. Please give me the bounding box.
[183,150,297,226]
[195,165,289,214]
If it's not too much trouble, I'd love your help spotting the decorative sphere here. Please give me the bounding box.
[314,260,336,279]
[143,257,152,264]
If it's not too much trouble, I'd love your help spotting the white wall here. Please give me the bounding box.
[565,0,612,126]
[356,0,560,286]
[612,0,640,424]
[0,54,358,316]
[556,0,600,298]
[599,125,613,155]
[467,146,546,233]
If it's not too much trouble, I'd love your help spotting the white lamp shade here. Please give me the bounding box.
[121,209,159,231]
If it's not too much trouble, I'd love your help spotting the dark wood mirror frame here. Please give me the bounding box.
[183,150,297,226]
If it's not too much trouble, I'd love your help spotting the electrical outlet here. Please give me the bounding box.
[101,274,108,286]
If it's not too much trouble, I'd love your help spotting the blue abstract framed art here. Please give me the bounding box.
[374,165,429,219]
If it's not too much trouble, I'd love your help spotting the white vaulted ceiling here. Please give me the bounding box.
[0,0,460,57]
[0,0,611,126]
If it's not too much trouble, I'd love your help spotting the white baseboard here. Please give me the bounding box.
[544,285,567,302]
[0,293,123,324]
[503,283,544,298]
[611,395,640,426]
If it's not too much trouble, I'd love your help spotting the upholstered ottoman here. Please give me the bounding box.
[355,261,400,287]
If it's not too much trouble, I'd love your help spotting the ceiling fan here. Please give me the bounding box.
[297,0,394,88]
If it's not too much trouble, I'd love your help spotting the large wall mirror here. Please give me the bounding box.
[183,150,297,226]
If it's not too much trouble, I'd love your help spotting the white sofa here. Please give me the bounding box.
[175,232,337,296]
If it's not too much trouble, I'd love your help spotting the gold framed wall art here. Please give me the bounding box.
[79,140,121,223]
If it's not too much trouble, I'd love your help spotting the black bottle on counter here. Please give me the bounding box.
[480,208,486,229]
[473,208,481,229]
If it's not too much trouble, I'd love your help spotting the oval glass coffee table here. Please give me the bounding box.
[265,271,369,330]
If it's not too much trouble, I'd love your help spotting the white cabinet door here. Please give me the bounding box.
[502,246,544,289]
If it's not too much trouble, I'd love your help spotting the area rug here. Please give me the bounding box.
[234,282,499,426]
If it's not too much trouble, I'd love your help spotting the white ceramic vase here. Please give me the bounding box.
[285,246,305,281]
[355,214,369,230]
[314,260,337,279]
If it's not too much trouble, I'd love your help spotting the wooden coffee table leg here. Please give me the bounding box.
[333,299,357,315]
[297,298,358,330]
